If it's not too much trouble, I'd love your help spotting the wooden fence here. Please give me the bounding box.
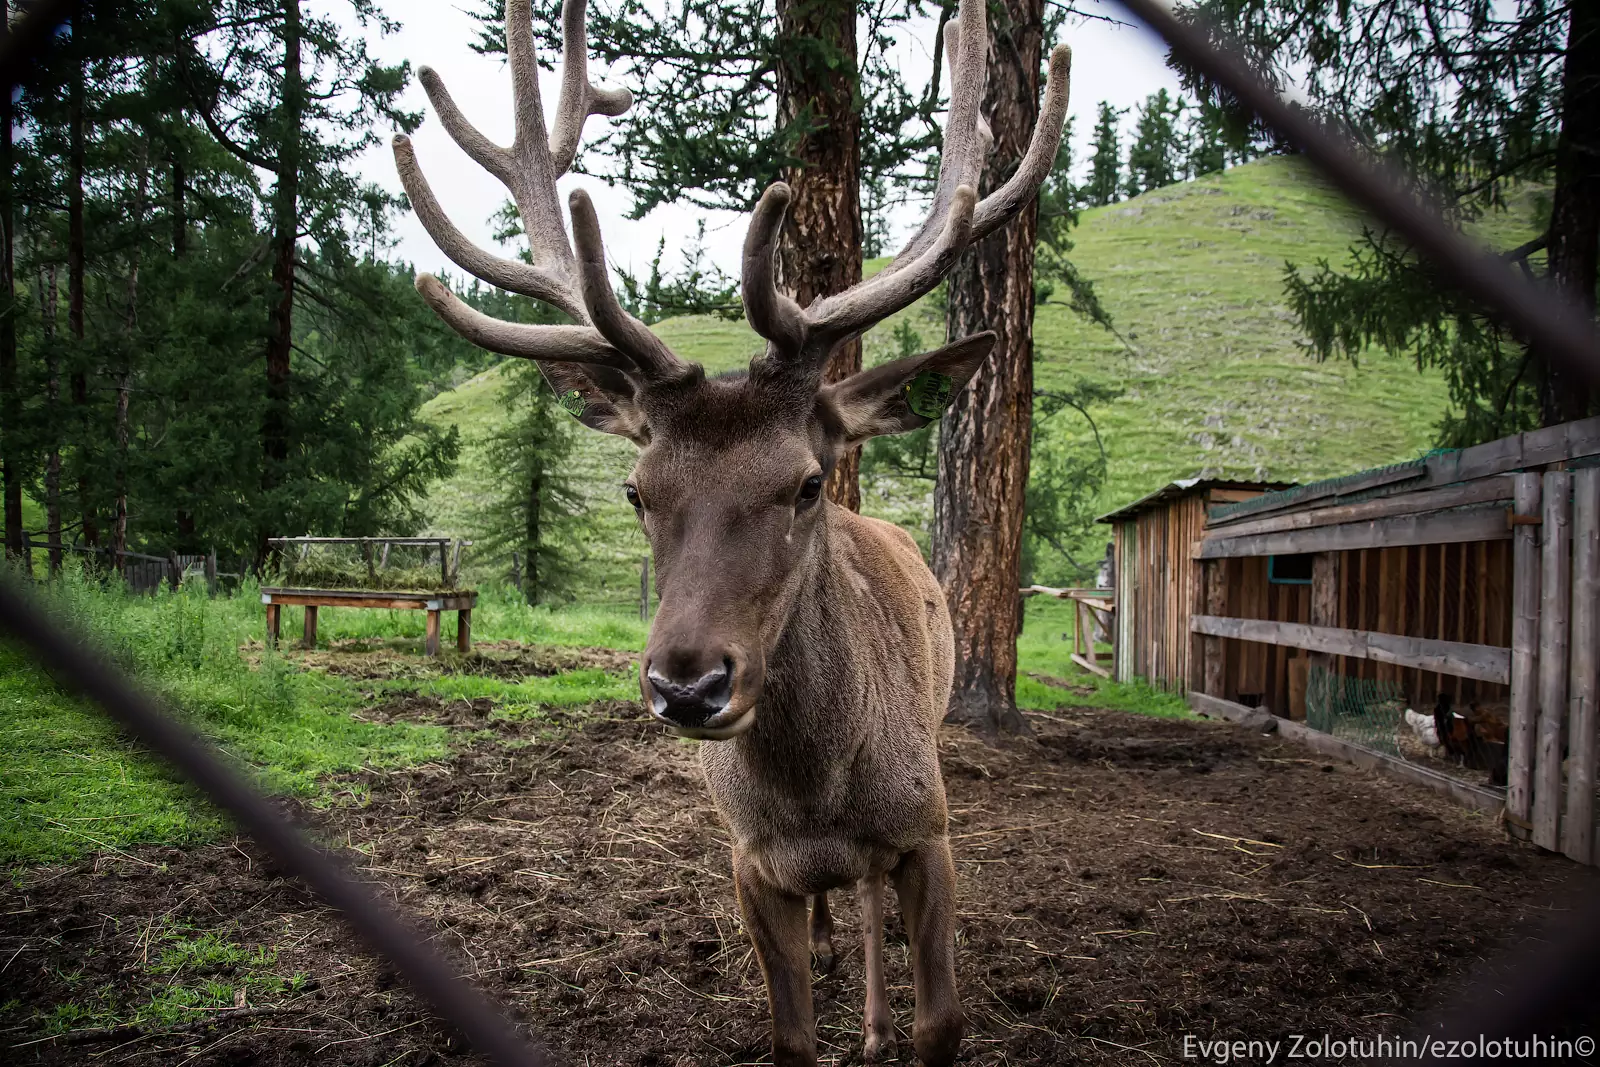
[20,537,241,595]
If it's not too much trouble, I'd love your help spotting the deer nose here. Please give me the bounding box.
[645,658,733,728]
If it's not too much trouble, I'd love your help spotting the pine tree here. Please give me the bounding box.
[1176,0,1598,438]
[1085,102,1124,206]
[1123,89,1186,197]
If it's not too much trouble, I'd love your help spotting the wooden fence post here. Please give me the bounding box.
[1533,471,1572,851]
[640,556,651,622]
[167,551,183,592]
[1507,474,1542,836]
[206,549,218,598]
[1202,560,1225,697]
[1563,468,1598,864]
[1306,553,1339,719]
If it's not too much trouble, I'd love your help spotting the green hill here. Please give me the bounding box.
[418,156,1538,593]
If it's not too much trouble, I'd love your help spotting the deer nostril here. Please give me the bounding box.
[646,658,735,725]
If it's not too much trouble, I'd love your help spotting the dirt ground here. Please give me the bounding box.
[6,651,1599,1066]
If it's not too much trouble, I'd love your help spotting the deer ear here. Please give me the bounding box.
[821,332,996,446]
[538,362,649,445]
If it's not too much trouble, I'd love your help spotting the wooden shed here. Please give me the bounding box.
[1099,478,1289,690]
[1168,417,1600,866]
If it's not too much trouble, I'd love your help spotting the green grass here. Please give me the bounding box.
[419,157,1542,589]
[30,918,306,1036]
[1015,595,1193,718]
[0,568,649,866]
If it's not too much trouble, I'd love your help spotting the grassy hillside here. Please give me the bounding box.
[419,156,1539,592]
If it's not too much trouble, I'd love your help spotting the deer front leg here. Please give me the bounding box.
[734,850,817,1067]
[810,892,836,975]
[858,872,895,1062]
[891,838,963,1067]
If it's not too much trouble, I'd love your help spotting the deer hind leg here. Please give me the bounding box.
[734,850,818,1067]
[892,838,963,1067]
[810,893,836,975]
[858,872,895,1062]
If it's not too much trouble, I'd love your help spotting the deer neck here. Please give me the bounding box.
[732,506,874,768]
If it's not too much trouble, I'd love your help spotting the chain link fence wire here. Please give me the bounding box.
[1306,665,1414,757]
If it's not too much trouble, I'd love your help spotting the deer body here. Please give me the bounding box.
[703,508,953,896]
[394,1,1069,1060]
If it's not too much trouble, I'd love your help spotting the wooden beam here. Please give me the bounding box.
[1506,474,1541,836]
[1188,692,1506,815]
[1197,504,1510,559]
[1205,476,1514,541]
[1190,614,1510,684]
[1071,651,1111,678]
[1564,468,1598,864]
[1534,472,1573,851]
[1206,463,1425,526]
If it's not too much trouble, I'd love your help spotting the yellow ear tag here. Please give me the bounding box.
[559,390,587,418]
[904,371,954,420]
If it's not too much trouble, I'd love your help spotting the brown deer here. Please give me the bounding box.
[393,1,1069,1062]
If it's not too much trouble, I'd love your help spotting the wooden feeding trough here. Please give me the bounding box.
[260,537,476,656]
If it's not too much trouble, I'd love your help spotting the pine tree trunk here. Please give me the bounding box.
[69,43,94,551]
[0,4,20,562]
[261,0,303,562]
[774,0,863,511]
[41,264,61,574]
[524,466,541,607]
[1538,0,1599,427]
[931,0,1042,738]
[111,158,150,572]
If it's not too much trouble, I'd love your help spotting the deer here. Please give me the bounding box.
[392,1,1069,1062]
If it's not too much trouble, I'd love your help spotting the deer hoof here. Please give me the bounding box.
[811,940,836,976]
[863,1022,895,1062]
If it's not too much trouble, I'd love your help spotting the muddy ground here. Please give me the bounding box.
[6,650,1598,1065]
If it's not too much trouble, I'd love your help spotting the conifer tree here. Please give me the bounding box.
[1123,88,1186,197]
[1085,101,1124,206]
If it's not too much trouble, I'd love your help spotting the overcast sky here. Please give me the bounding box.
[347,0,1183,280]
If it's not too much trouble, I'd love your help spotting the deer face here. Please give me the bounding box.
[610,337,994,740]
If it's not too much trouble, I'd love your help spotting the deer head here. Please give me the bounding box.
[394,0,1070,739]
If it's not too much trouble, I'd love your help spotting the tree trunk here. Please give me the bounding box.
[172,156,187,258]
[70,40,95,551]
[40,263,62,574]
[260,0,303,561]
[0,4,20,562]
[774,0,863,511]
[524,466,541,607]
[111,158,150,572]
[931,0,1043,737]
[1537,0,1599,427]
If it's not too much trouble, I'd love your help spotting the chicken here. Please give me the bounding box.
[1404,708,1440,747]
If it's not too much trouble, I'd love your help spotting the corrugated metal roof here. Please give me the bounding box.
[1097,477,1293,524]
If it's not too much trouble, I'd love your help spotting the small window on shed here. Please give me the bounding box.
[1269,553,1314,585]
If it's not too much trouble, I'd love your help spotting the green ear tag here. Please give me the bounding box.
[559,389,587,419]
[904,371,954,420]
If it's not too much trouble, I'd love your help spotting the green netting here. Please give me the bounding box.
[1307,665,1424,760]
[274,541,466,593]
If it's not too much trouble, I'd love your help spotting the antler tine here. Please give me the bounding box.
[810,187,977,346]
[971,43,1071,241]
[873,0,991,283]
[414,273,633,368]
[569,189,692,380]
[551,0,635,176]
[393,134,584,321]
[742,183,808,355]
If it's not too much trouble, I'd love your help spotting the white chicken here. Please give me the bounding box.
[1404,708,1440,748]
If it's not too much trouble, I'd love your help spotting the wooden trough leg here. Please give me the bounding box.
[302,605,318,650]
[457,608,472,654]
[425,608,441,657]
[266,603,281,649]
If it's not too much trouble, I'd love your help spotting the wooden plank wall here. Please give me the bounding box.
[1205,541,1512,715]
[1122,494,1207,691]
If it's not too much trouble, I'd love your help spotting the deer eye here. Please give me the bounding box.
[624,484,642,509]
[798,474,823,504]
